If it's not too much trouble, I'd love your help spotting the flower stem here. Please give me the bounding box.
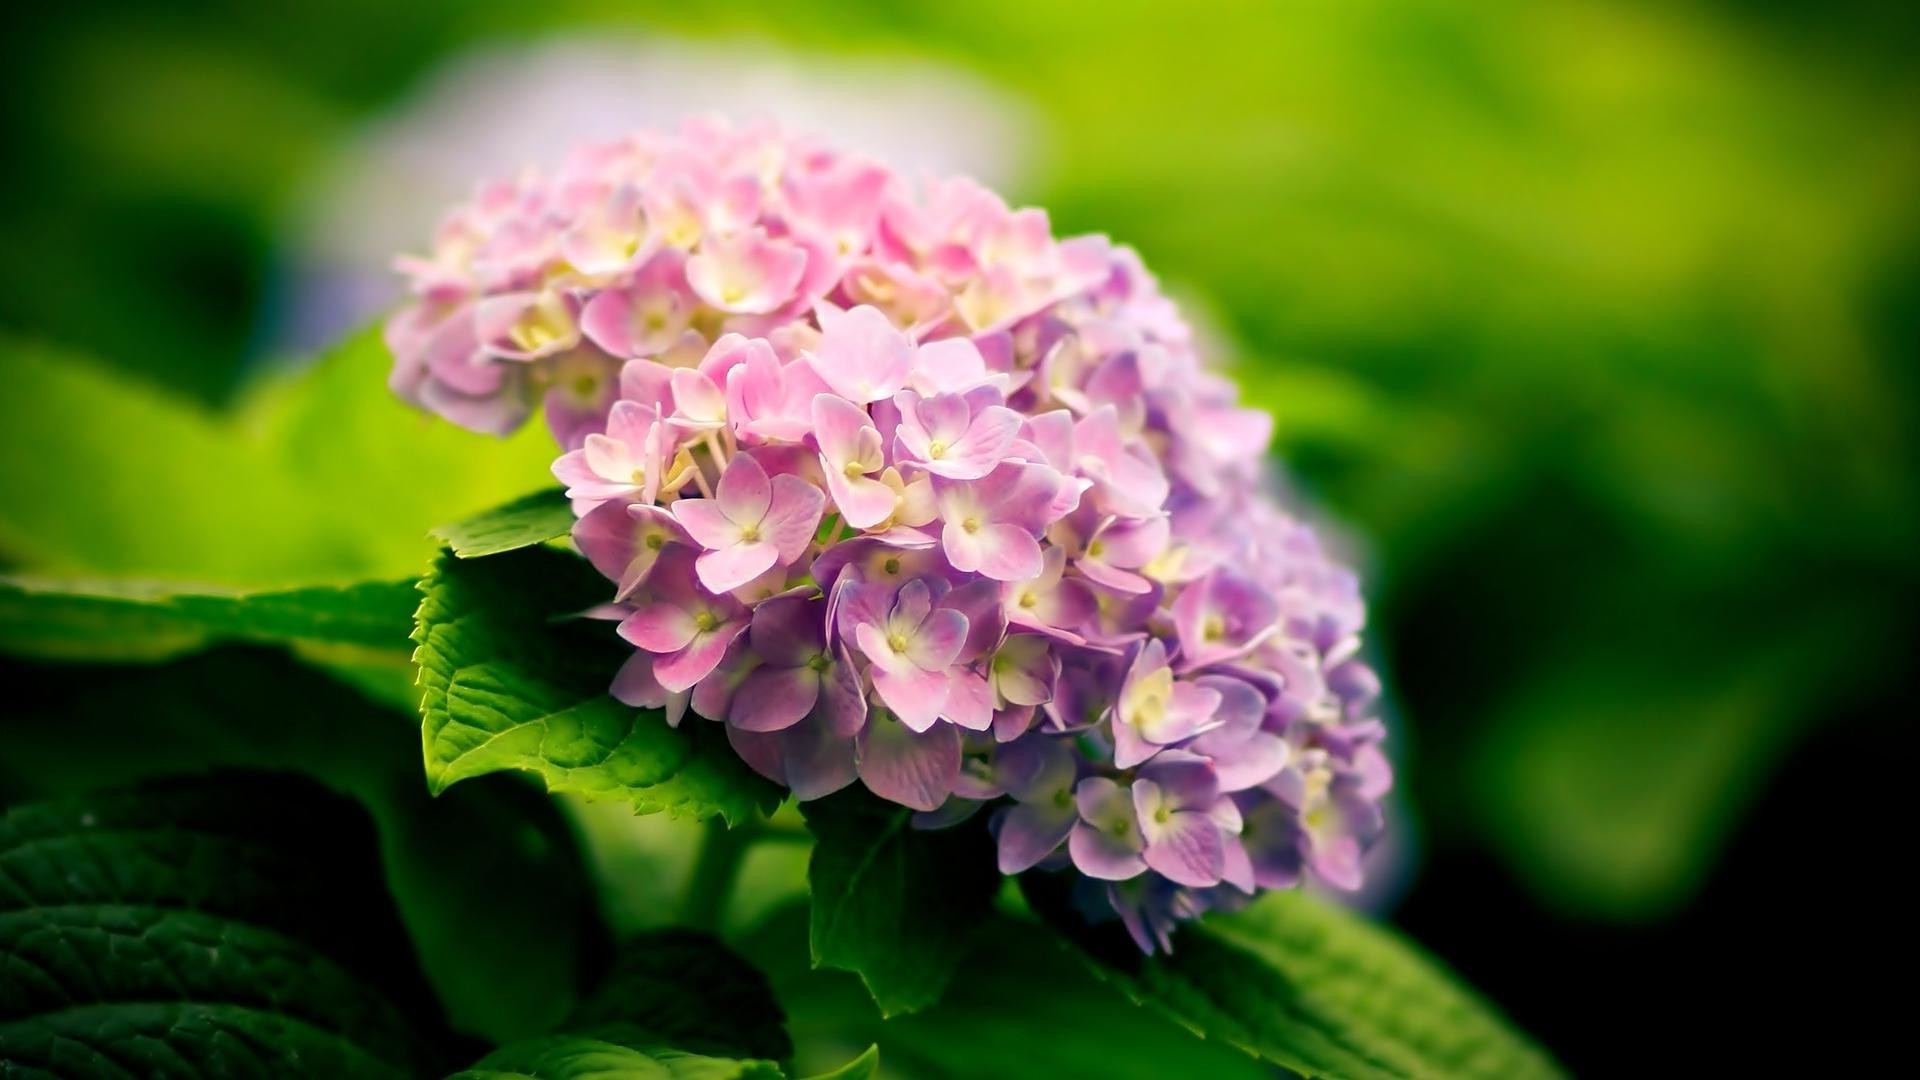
[680,816,753,931]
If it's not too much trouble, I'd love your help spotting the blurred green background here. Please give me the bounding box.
[2,1,1913,1072]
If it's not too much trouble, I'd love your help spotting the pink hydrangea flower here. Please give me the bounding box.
[388,117,1393,953]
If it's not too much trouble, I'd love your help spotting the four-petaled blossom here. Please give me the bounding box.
[933,463,1063,581]
[617,547,749,692]
[685,227,808,314]
[672,452,824,593]
[553,400,672,504]
[843,578,969,731]
[1113,638,1224,769]
[1174,567,1280,671]
[893,388,1022,480]
[387,119,1391,954]
[729,595,867,734]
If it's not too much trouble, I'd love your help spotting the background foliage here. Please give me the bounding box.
[2,0,1914,1073]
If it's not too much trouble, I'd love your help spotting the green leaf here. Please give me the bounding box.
[0,648,602,1045]
[737,902,1270,1080]
[799,789,1001,1016]
[432,488,575,558]
[1029,882,1562,1079]
[0,575,418,708]
[799,1045,879,1080]
[450,932,790,1080]
[0,773,452,1077]
[0,329,555,588]
[565,930,792,1061]
[414,545,778,825]
[450,1038,783,1080]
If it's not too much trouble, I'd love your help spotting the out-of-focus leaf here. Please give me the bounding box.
[736,902,1272,1080]
[799,1045,879,1080]
[0,773,450,1077]
[2,648,600,1044]
[1027,881,1561,1079]
[798,790,1000,1017]
[566,930,792,1061]
[0,575,416,660]
[431,488,573,558]
[414,545,778,824]
[0,330,555,588]
[449,931,789,1080]
[450,1038,782,1080]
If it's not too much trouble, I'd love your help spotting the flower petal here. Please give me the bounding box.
[856,714,961,812]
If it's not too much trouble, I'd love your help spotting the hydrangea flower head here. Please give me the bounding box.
[389,117,1392,951]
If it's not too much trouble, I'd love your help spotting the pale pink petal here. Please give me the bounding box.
[618,604,697,654]
[870,662,952,732]
[655,622,749,692]
[856,716,961,812]
[685,227,808,314]
[907,607,969,672]
[940,519,986,574]
[824,468,900,530]
[715,452,773,526]
[807,304,912,403]
[811,394,880,470]
[670,368,727,426]
[671,499,744,551]
[694,541,779,594]
[973,524,1044,583]
[762,475,827,562]
[941,670,994,731]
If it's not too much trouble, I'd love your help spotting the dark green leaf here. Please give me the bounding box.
[2,648,602,1045]
[1027,880,1562,1079]
[737,902,1269,1080]
[799,790,1000,1016]
[450,932,790,1080]
[431,488,575,558]
[566,930,792,1061]
[0,773,453,1077]
[798,1045,878,1080]
[414,546,778,825]
[450,1037,783,1080]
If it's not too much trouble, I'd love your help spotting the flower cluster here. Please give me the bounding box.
[389,118,1390,951]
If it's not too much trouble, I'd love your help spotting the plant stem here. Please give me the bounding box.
[680,816,753,931]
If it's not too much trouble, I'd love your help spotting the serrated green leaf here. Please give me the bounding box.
[1,648,601,1045]
[0,773,452,1077]
[1030,882,1562,1079]
[431,488,575,558]
[799,789,1000,1017]
[0,329,555,588]
[451,1038,784,1080]
[413,545,779,825]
